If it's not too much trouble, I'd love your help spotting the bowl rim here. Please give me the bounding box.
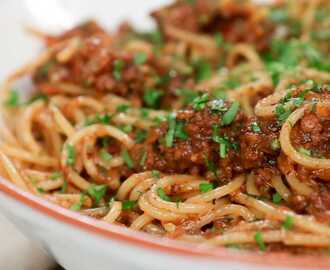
[0,177,330,269]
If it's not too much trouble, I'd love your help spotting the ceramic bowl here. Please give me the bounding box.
[0,1,330,269]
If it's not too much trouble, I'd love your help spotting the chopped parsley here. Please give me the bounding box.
[122,200,136,210]
[174,121,188,141]
[135,129,148,143]
[212,125,236,158]
[116,104,130,113]
[251,122,261,133]
[147,30,163,49]
[139,150,148,166]
[37,187,45,193]
[185,0,196,4]
[275,104,291,124]
[143,89,163,109]
[26,93,48,104]
[192,93,209,111]
[219,143,227,159]
[254,231,266,251]
[165,113,176,148]
[271,139,281,151]
[99,149,113,161]
[204,157,218,178]
[101,137,110,148]
[214,32,223,48]
[152,170,161,178]
[70,194,86,211]
[272,192,282,204]
[85,113,112,126]
[36,60,54,79]
[122,149,134,169]
[157,187,171,201]
[5,90,20,107]
[222,101,240,126]
[297,147,312,156]
[113,59,125,81]
[193,59,212,82]
[208,99,226,113]
[175,88,199,106]
[66,144,75,166]
[139,108,150,119]
[87,184,108,206]
[119,124,133,134]
[50,171,62,180]
[268,8,289,24]
[199,183,215,193]
[134,52,147,65]
[213,135,231,159]
[282,215,294,230]
[60,180,68,193]
[213,89,228,100]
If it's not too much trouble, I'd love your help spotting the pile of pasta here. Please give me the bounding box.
[0,0,330,254]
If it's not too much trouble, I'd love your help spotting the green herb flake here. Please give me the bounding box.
[37,187,45,193]
[139,108,150,119]
[193,59,212,82]
[251,122,261,133]
[87,184,108,206]
[139,150,148,167]
[70,203,82,211]
[219,143,227,159]
[174,121,188,140]
[208,99,226,113]
[101,137,110,148]
[199,182,215,193]
[143,89,163,109]
[192,93,209,111]
[134,52,147,65]
[122,200,136,210]
[70,194,86,211]
[122,149,134,169]
[119,124,133,134]
[60,180,68,193]
[116,104,130,113]
[85,113,112,126]
[5,90,20,107]
[152,170,161,178]
[113,59,125,81]
[214,32,223,48]
[99,149,113,161]
[297,147,311,156]
[222,101,240,126]
[135,129,148,144]
[272,192,282,204]
[275,104,291,124]
[175,88,199,106]
[50,171,62,180]
[157,187,171,201]
[204,157,218,178]
[185,0,196,4]
[271,139,281,151]
[282,215,294,230]
[165,113,176,148]
[254,231,266,251]
[26,93,48,104]
[66,144,75,166]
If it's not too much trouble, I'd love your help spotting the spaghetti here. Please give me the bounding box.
[0,0,330,255]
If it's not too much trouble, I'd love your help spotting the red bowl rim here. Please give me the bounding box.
[0,176,329,269]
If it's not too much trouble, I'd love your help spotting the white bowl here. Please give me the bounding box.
[0,1,330,270]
